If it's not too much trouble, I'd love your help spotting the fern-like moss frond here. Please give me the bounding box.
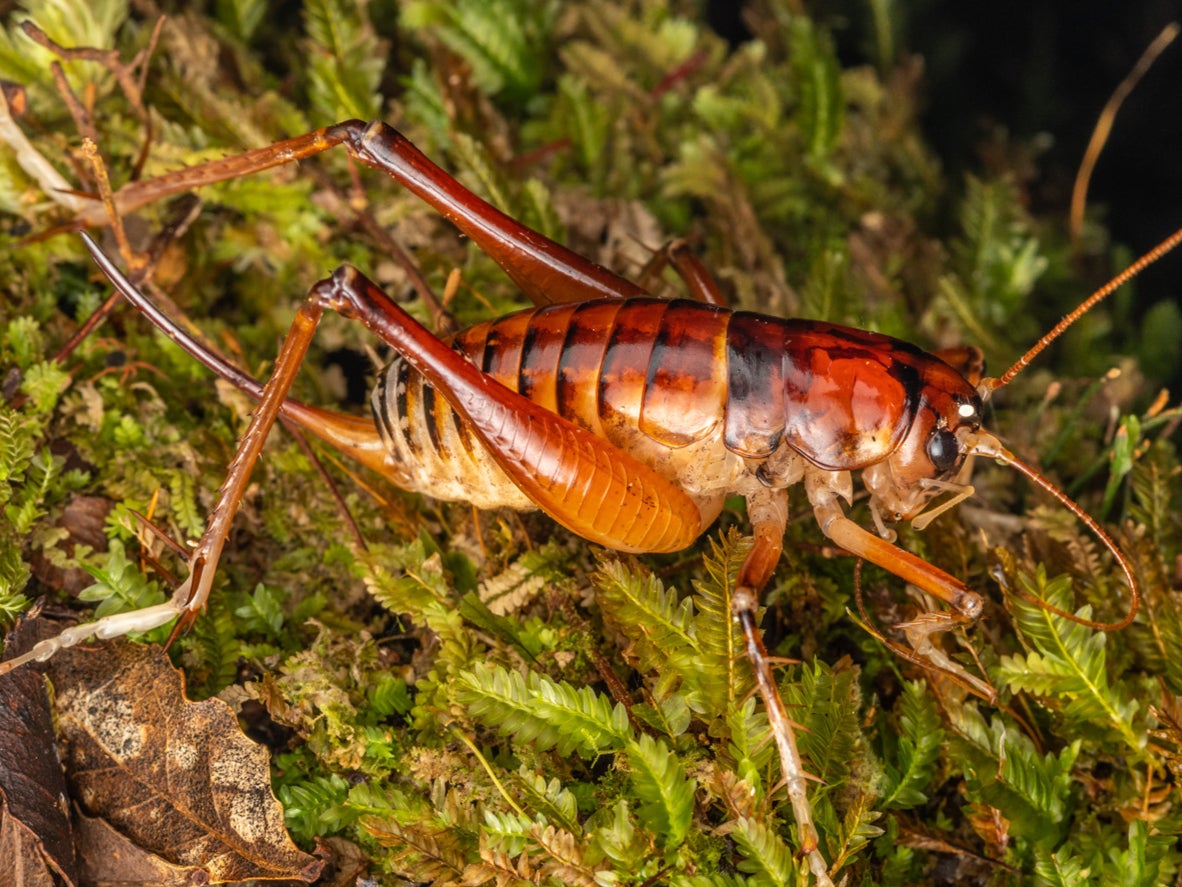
[731,815,802,887]
[999,568,1144,753]
[878,681,943,810]
[623,733,695,849]
[457,662,630,758]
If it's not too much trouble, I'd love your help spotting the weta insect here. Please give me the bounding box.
[3,117,1175,883]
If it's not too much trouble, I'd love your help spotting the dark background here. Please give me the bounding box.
[710,0,1182,328]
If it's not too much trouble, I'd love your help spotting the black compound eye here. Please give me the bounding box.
[927,428,960,474]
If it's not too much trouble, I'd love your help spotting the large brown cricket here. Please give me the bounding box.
[3,118,1176,884]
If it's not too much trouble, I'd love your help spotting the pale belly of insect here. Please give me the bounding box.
[371,352,753,523]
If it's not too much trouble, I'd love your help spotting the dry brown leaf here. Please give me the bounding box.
[73,808,202,887]
[45,639,323,884]
[28,494,113,597]
[0,617,79,886]
[319,836,370,886]
[0,797,60,887]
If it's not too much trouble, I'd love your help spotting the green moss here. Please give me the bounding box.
[1,1,1180,884]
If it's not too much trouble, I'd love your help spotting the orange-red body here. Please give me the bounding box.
[370,297,983,546]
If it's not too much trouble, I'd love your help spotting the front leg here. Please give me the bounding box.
[732,486,836,887]
[806,472,983,621]
[805,469,992,699]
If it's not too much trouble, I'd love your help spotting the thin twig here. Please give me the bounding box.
[1070,23,1179,243]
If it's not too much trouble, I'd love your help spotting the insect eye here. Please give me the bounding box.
[927,428,960,474]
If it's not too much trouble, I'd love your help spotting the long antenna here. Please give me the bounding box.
[964,434,1139,630]
[979,225,1182,398]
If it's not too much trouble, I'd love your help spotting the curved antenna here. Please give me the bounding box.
[964,432,1139,631]
[979,225,1182,398]
[967,226,1181,633]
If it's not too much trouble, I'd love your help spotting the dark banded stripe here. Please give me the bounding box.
[556,300,622,434]
[481,311,532,390]
[597,299,669,431]
[724,312,787,457]
[401,362,421,456]
[517,320,538,400]
[449,343,478,457]
[517,303,573,412]
[371,360,399,448]
[420,378,442,454]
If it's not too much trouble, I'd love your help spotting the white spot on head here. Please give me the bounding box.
[958,403,976,419]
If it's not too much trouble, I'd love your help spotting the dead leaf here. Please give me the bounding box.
[29,494,113,597]
[0,797,60,887]
[0,617,79,886]
[73,808,206,887]
[320,836,370,886]
[46,640,323,884]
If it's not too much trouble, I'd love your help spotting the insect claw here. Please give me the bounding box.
[900,613,996,701]
[159,555,210,647]
[0,597,186,676]
[165,608,199,648]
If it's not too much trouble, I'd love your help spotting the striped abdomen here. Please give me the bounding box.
[371,298,935,508]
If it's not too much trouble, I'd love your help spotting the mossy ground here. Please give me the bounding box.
[1,2,1181,884]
